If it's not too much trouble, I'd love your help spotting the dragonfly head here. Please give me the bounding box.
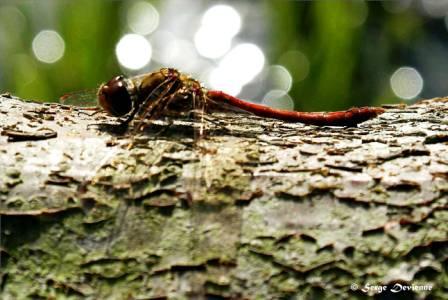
[97,75,133,117]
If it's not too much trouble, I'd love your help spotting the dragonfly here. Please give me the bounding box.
[80,68,384,130]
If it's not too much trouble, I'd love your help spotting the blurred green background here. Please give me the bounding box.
[0,0,447,111]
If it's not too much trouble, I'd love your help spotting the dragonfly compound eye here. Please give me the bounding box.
[97,75,132,116]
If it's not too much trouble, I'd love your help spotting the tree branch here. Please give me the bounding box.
[1,95,447,298]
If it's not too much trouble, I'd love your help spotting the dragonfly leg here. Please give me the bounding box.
[153,118,175,137]
[119,103,141,127]
[77,107,102,117]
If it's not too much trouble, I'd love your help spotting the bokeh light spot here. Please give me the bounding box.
[169,39,198,72]
[116,34,152,70]
[422,0,448,18]
[127,1,159,35]
[202,5,241,37]
[32,30,65,64]
[194,4,241,59]
[209,69,243,96]
[262,90,294,110]
[390,67,424,100]
[0,6,26,34]
[151,30,177,64]
[194,26,232,59]
[151,31,199,72]
[219,43,265,85]
[348,0,369,27]
[278,50,309,82]
[266,65,293,93]
[208,43,265,95]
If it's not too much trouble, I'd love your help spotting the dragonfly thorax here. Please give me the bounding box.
[97,68,208,121]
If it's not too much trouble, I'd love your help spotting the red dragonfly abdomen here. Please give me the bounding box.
[207,90,385,127]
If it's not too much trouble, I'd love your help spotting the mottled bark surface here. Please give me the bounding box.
[0,95,447,299]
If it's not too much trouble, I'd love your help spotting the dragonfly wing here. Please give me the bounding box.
[205,95,251,114]
[59,88,98,107]
[186,90,208,202]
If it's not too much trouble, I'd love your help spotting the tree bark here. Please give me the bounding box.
[0,94,447,299]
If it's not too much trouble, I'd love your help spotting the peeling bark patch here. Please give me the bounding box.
[1,127,57,142]
[424,134,448,144]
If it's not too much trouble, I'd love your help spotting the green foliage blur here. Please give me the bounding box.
[0,0,124,103]
[269,1,431,110]
[0,0,446,111]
